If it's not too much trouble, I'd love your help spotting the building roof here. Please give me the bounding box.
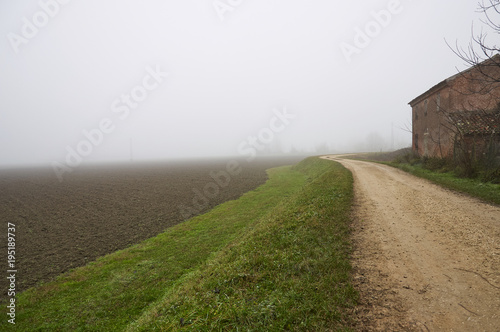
[449,110,500,135]
[408,54,500,107]
[408,79,448,107]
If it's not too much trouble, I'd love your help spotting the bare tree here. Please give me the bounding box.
[448,0,500,93]
[429,1,500,179]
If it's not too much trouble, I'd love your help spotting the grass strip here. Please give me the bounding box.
[127,157,356,331]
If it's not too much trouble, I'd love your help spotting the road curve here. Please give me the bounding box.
[322,156,500,331]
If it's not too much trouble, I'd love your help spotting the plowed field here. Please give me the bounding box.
[0,157,301,301]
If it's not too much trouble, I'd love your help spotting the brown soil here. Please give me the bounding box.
[323,156,500,332]
[0,156,301,302]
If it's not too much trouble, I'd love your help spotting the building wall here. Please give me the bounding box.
[411,63,500,157]
[449,70,500,112]
[411,86,453,157]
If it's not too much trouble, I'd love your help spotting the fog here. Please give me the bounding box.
[0,0,487,170]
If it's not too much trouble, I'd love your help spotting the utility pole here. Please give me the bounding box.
[391,122,395,151]
[130,138,133,162]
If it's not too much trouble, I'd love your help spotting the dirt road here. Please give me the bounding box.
[322,156,500,331]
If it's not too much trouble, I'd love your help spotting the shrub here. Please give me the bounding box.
[394,150,420,165]
[422,156,448,171]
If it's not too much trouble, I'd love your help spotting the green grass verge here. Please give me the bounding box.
[7,157,356,331]
[387,162,500,205]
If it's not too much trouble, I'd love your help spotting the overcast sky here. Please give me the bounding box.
[0,0,492,168]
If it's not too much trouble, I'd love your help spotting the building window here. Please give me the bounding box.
[424,100,428,116]
[415,133,419,150]
[415,107,418,120]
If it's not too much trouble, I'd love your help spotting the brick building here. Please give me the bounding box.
[408,56,500,157]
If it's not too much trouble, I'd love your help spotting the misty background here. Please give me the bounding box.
[0,0,487,168]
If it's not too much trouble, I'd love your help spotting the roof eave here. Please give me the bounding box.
[408,53,500,108]
[408,80,448,107]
